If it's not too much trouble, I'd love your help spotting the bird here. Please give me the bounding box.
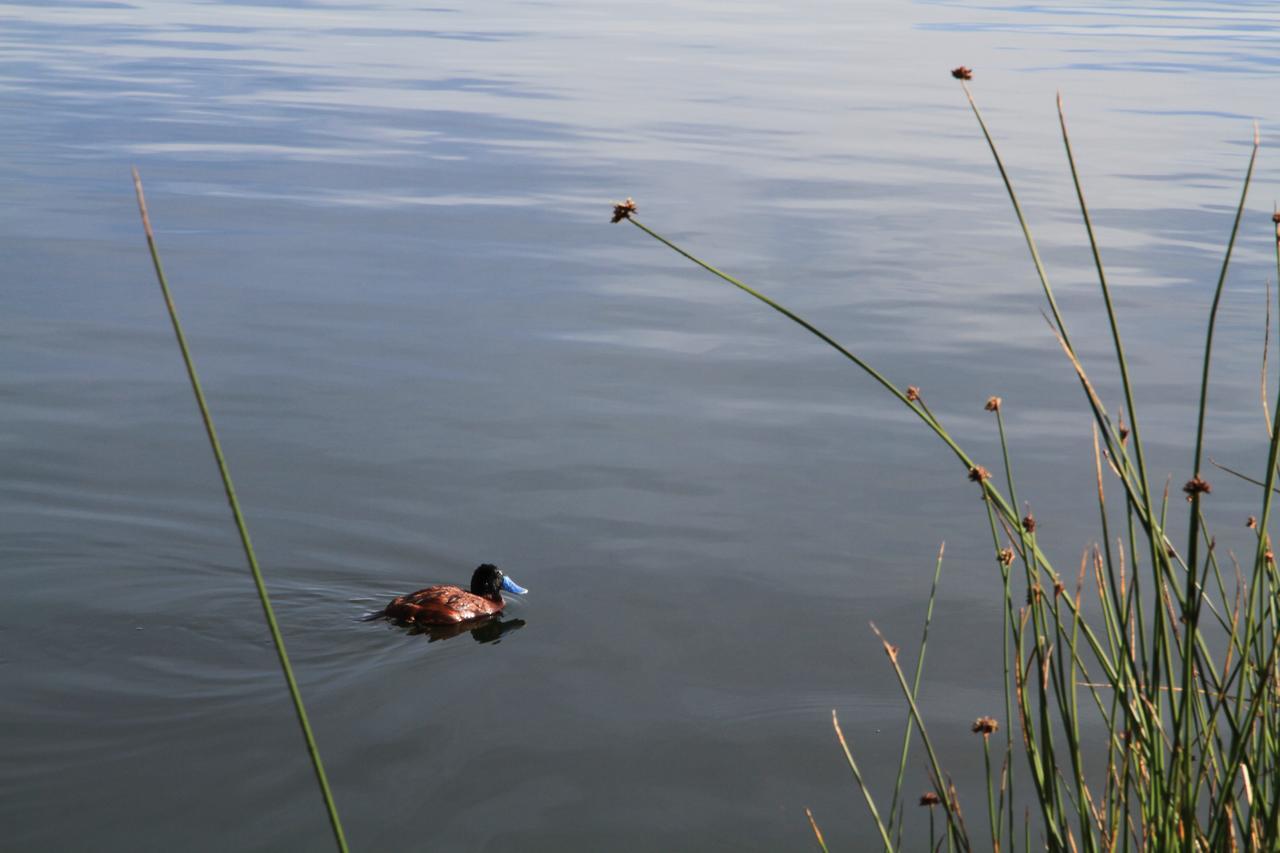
[377,563,527,626]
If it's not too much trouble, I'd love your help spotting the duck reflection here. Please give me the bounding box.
[407,614,527,644]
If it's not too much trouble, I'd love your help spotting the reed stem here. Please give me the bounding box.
[132,169,349,853]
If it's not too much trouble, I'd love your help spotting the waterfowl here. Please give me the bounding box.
[379,563,527,626]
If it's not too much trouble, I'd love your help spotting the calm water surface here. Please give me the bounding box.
[4,1,1279,849]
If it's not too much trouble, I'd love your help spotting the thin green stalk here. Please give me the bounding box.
[959,80,1072,356]
[960,81,1147,526]
[1013,617,1066,847]
[1177,131,1261,836]
[888,544,948,839]
[1056,93,1162,594]
[621,214,1125,693]
[869,623,971,850]
[1233,356,1280,730]
[832,710,896,851]
[132,169,349,853]
[1056,105,1192,767]
[1064,568,1092,851]
[992,406,1020,850]
[805,808,831,853]
[1209,640,1280,849]
[1191,123,1260,478]
[981,735,998,852]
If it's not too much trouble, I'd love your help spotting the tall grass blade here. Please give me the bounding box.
[1192,123,1261,479]
[832,710,896,851]
[957,78,1072,355]
[869,623,970,849]
[132,169,349,853]
[1184,129,1261,758]
[1056,93,1161,564]
[888,542,947,838]
[1263,279,1272,437]
[805,807,832,853]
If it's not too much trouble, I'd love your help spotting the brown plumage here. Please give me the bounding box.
[384,586,505,624]
[378,563,526,626]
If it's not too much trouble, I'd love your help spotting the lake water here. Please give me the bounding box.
[4,1,1279,849]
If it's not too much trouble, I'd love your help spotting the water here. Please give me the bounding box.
[3,1,1278,848]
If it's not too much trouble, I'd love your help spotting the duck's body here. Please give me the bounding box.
[384,585,505,624]
[379,563,527,626]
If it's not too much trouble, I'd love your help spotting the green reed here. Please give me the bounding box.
[132,170,349,853]
[616,70,1279,850]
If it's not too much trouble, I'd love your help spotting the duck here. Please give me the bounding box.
[378,563,528,626]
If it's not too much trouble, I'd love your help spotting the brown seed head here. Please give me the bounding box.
[1248,516,1258,529]
[1267,550,1276,565]
[968,465,992,483]
[611,197,637,223]
[919,791,942,807]
[1022,513,1036,533]
[906,386,921,402]
[1272,211,1280,224]
[951,66,973,81]
[972,716,999,736]
[1054,580,1066,599]
[998,547,1015,567]
[1183,477,1211,500]
[984,396,1002,412]
[1027,584,1043,605]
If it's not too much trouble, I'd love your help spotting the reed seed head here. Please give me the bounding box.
[984,396,1002,412]
[969,465,992,483]
[1027,584,1043,605]
[611,197,637,223]
[919,792,942,807]
[1053,580,1066,598]
[1183,477,1211,500]
[1272,211,1280,224]
[998,547,1015,567]
[972,716,999,736]
[906,386,921,402]
[951,66,973,81]
[1248,516,1258,529]
[1022,513,1036,533]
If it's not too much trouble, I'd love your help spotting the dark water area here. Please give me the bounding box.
[3,1,1279,849]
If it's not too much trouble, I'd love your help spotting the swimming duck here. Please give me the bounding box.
[379,563,527,626]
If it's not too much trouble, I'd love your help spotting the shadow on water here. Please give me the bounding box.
[362,610,528,644]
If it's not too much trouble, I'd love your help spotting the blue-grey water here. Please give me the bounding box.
[3,1,1279,849]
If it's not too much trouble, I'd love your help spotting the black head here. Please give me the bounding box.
[470,563,505,599]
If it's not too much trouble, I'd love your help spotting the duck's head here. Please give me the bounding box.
[470,563,528,601]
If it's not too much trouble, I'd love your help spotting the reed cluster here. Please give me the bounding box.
[616,70,1279,851]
